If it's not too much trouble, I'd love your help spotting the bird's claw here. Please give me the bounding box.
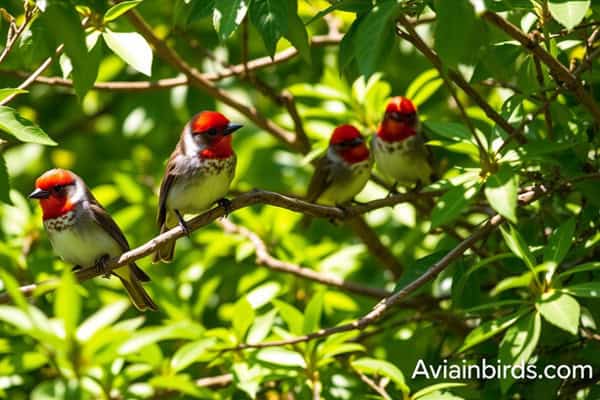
[94,255,111,279]
[216,198,232,217]
[175,209,191,237]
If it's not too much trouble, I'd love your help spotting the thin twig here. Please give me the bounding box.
[218,219,392,299]
[0,3,36,65]
[0,44,63,106]
[125,9,310,153]
[482,11,600,124]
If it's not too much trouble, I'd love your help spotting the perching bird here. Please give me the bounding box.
[372,96,434,190]
[154,111,242,262]
[306,124,373,207]
[29,169,157,311]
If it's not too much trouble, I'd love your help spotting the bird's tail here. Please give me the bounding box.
[115,265,158,312]
[152,223,175,263]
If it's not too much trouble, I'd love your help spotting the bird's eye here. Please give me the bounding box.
[53,185,64,192]
[205,128,219,136]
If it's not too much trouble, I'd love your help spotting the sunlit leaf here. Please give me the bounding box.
[102,30,153,76]
[537,291,579,335]
[0,107,56,145]
[104,0,143,22]
[458,310,527,352]
[351,357,409,394]
[485,165,518,223]
[548,0,590,30]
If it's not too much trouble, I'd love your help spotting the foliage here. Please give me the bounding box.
[0,0,599,399]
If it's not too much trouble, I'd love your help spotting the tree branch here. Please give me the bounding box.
[482,11,600,124]
[225,185,550,351]
[218,219,391,298]
[0,3,36,65]
[125,9,309,153]
[0,189,436,304]
[0,34,342,92]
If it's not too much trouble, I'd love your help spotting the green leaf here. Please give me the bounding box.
[548,0,591,30]
[0,269,29,311]
[76,300,129,342]
[104,0,143,22]
[558,262,600,279]
[0,88,27,103]
[351,357,409,394]
[272,300,304,335]
[43,3,99,98]
[303,290,324,334]
[424,121,473,141]
[500,225,536,272]
[0,156,10,205]
[485,165,518,223]
[102,30,153,76]
[413,383,467,400]
[498,312,541,392]
[119,321,204,354]
[409,75,443,107]
[562,282,600,298]
[458,310,527,352]
[247,309,277,344]
[213,0,248,41]
[434,0,477,67]
[352,0,400,77]
[256,348,306,368]
[431,183,480,229]
[54,269,81,339]
[249,0,288,56]
[0,106,56,145]
[284,1,311,63]
[150,374,212,398]
[174,0,215,26]
[232,297,255,342]
[171,338,217,373]
[543,218,576,265]
[537,291,580,335]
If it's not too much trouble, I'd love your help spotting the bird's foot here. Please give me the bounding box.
[94,255,111,279]
[72,265,83,272]
[411,180,424,193]
[216,198,232,217]
[387,182,399,198]
[336,204,350,220]
[175,209,191,237]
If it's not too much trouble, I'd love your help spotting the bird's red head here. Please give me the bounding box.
[329,124,370,164]
[30,169,78,220]
[377,96,419,142]
[190,111,242,159]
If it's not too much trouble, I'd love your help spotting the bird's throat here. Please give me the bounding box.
[41,196,75,220]
[199,135,234,159]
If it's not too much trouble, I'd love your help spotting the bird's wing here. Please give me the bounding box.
[157,142,184,228]
[86,189,130,252]
[306,154,340,203]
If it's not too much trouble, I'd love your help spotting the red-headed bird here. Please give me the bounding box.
[29,169,157,311]
[306,124,373,206]
[154,111,242,262]
[372,97,434,189]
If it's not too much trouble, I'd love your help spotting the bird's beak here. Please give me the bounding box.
[223,123,243,136]
[29,188,50,199]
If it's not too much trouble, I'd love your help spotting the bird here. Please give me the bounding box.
[154,111,242,263]
[305,124,373,208]
[372,96,434,191]
[29,169,157,311]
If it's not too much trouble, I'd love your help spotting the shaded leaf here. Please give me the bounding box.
[0,88,27,103]
[543,218,576,265]
[562,282,600,298]
[458,310,527,352]
[431,183,480,229]
[213,0,248,40]
[54,269,81,339]
[249,0,288,56]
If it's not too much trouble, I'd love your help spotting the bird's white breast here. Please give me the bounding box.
[167,156,236,214]
[373,136,432,185]
[45,211,122,267]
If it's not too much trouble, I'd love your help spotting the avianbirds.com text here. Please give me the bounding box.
[412,359,593,380]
